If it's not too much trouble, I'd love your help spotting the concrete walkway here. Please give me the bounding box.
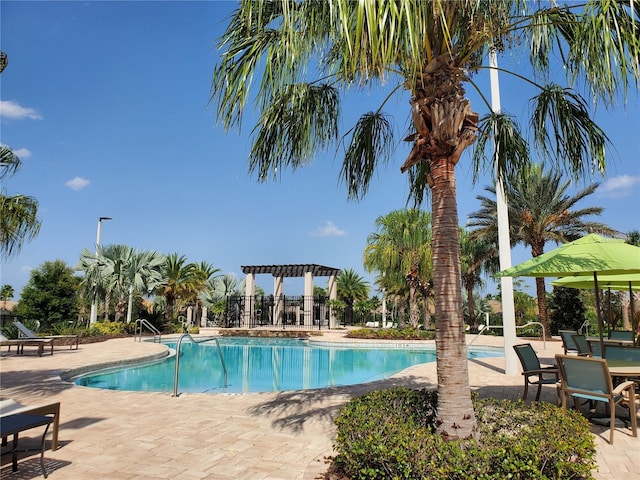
[0,332,637,479]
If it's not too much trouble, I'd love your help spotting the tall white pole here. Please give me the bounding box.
[489,48,518,375]
[89,216,111,324]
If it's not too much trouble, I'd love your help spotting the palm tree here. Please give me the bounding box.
[0,146,41,259]
[158,253,196,325]
[468,164,618,337]
[124,249,165,323]
[187,261,221,326]
[364,209,432,329]
[211,0,638,438]
[460,228,497,332]
[336,269,370,325]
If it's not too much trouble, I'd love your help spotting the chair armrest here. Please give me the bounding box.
[525,368,559,378]
[613,380,637,396]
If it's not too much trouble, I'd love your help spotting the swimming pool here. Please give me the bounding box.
[73,337,501,394]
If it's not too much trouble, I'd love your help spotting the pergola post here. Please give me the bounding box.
[304,271,313,326]
[273,276,283,325]
[328,274,338,328]
[244,273,255,327]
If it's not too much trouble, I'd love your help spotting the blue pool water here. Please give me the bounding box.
[74,337,501,394]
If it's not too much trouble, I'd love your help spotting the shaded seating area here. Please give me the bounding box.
[512,343,559,401]
[555,354,637,444]
[0,333,53,357]
[13,321,79,350]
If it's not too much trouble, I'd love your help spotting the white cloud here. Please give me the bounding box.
[13,148,31,158]
[311,221,347,237]
[597,174,640,198]
[65,176,90,191]
[0,100,43,120]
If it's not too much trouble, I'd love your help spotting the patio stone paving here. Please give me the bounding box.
[1,331,637,479]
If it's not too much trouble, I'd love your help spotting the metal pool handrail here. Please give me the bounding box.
[468,321,546,349]
[172,333,227,397]
[134,318,161,343]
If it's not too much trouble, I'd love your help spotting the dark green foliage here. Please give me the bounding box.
[14,260,81,331]
[331,388,595,480]
[549,287,587,334]
[346,327,435,340]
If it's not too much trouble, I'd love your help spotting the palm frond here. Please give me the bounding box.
[566,0,640,104]
[473,112,530,184]
[249,83,340,180]
[340,111,394,200]
[530,85,609,179]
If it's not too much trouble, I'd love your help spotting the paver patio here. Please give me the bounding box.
[1,332,637,479]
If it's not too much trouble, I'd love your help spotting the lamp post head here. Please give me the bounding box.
[99,216,112,222]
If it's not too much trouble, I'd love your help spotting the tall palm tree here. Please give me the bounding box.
[460,228,497,332]
[468,164,618,337]
[211,0,638,438]
[336,268,370,325]
[0,147,41,259]
[364,209,432,329]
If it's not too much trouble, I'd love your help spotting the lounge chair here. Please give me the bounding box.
[555,354,637,444]
[513,343,559,401]
[0,333,53,357]
[571,334,591,356]
[13,320,79,350]
[0,399,60,451]
[558,329,579,354]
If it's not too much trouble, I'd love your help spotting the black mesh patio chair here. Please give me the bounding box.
[513,343,559,401]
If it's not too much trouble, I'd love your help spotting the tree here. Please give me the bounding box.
[363,209,432,329]
[336,269,370,325]
[0,284,14,302]
[78,245,165,323]
[460,228,497,331]
[211,0,639,438]
[157,253,196,325]
[14,260,80,330]
[549,287,587,334]
[0,146,41,259]
[468,164,618,337]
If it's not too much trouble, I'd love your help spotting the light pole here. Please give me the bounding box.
[489,48,518,375]
[89,216,112,324]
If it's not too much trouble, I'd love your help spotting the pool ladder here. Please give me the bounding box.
[172,333,227,397]
[134,318,162,343]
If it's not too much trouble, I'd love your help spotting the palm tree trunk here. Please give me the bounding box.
[534,277,551,338]
[408,285,419,328]
[466,281,478,332]
[430,157,476,439]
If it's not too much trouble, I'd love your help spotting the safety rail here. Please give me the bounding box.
[172,333,227,397]
[134,318,162,343]
[467,321,546,349]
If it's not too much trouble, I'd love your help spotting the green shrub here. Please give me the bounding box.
[346,327,435,340]
[88,321,127,337]
[330,388,595,480]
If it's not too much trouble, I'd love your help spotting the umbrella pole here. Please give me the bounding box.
[593,272,605,354]
[630,281,638,340]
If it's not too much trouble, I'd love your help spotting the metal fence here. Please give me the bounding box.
[223,295,332,330]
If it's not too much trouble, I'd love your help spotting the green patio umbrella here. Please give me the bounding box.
[551,273,640,291]
[498,234,640,351]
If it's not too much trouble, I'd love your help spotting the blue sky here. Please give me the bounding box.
[1,1,639,299]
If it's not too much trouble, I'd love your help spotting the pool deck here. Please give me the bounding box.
[1,331,638,479]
